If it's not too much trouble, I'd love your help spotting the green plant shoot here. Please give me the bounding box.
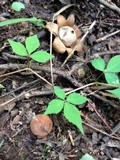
[91,56,120,99]
[79,153,95,160]
[0,17,45,28]
[44,86,88,134]
[8,35,54,63]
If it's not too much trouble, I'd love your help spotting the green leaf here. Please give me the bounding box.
[0,140,4,149]
[25,35,40,54]
[0,84,4,89]
[0,17,38,27]
[19,155,26,160]
[12,2,25,12]
[105,73,120,86]
[66,93,88,105]
[54,86,65,100]
[32,19,45,28]
[8,39,27,56]
[30,50,54,63]
[106,55,120,72]
[80,153,95,160]
[64,102,84,134]
[44,99,64,115]
[106,88,120,99]
[91,58,105,71]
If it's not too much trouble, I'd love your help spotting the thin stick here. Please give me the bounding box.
[66,81,119,95]
[88,100,112,132]
[81,20,97,42]
[82,121,120,141]
[0,67,52,86]
[49,20,54,86]
[66,82,95,95]
[96,29,120,43]
[96,0,120,15]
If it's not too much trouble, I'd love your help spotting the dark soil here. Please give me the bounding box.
[0,0,120,160]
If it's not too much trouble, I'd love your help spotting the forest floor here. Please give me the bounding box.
[0,0,120,160]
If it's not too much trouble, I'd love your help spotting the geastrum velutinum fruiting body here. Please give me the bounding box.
[45,14,83,55]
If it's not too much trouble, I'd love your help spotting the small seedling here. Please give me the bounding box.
[12,2,25,12]
[0,84,4,90]
[0,140,4,149]
[8,35,54,63]
[44,86,88,134]
[91,55,120,99]
[79,153,95,160]
[0,17,45,28]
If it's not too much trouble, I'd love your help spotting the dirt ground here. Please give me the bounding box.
[0,0,120,160]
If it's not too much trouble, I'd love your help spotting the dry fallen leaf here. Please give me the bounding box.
[0,95,16,112]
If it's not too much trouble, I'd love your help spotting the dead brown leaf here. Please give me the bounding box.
[0,95,16,112]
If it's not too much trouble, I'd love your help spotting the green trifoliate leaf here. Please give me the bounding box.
[66,93,88,105]
[106,55,120,72]
[54,86,65,100]
[30,50,54,63]
[8,39,27,56]
[91,58,105,71]
[105,73,120,86]
[64,102,84,134]
[44,99,64,115]
[12,2,25,12]
[25,35,40,54]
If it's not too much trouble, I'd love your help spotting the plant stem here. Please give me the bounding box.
[88,100,112,132]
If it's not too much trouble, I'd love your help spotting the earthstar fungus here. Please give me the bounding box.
[45,14,83,55]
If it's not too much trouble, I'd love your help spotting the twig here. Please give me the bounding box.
[86,89,119,109]
[24,88,72,98]
[96,0,120,15]
[0,88,72,108]
[49,19,54,86]
[0,63,83,87]
[88,100,112,132]
[82,120,120,141]
[102,121,120,142]
[2,52,27,60]
[81,20,97,42]
[0,79,39,98]
[0,91,26,108]
[0,67,52,86]
[96,29,120,43]
[61,48,76,67]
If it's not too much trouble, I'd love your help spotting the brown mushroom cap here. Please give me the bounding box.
[30,114,53,138]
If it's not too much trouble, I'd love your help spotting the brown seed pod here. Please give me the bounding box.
[30,114,53,138]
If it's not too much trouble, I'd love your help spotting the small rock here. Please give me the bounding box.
[11,109,19,117]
